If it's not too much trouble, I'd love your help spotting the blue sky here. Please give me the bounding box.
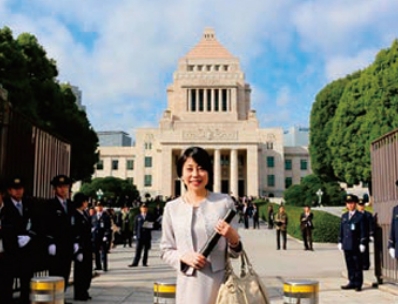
[1,0,398,138]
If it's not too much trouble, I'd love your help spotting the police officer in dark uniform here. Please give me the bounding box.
[357,198,374,270]
[73,192,93,301]
[338,194,366,291]
[92,201,112,271]
[1,177,38,304]
[388,180,398,260]
[128,203,154,267]
[45,174,77,297]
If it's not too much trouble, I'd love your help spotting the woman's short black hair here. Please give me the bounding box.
[176,146,213,191]
[73,192,88,208]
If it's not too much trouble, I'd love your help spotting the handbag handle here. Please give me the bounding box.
[224,248,254,278]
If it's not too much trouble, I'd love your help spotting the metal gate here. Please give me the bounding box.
[371,128,398,282]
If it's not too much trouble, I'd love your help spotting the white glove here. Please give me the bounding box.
[389,248,396,259]
[48,244,56,256]
[76,253,83,262]
[359,244,366,253]
[17,235,31,248]
[73,243,79,253]
[369,236,374,242]
[103,237,107,242]
[337,243,343,251]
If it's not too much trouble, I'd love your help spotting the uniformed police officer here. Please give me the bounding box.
[388,180,398,259]
[72,192,93,301]
[128,203,154,267]
[338,194,366,291]
[357,198,374,270]
[45,174,77,297]
[1,177,40,304]
[92,201,112,271]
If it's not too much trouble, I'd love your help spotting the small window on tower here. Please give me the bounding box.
[214,65,220,71]
[206,65,211,71]
[197,65,203,71]
[187,65,194,71]
[223,65,229,71]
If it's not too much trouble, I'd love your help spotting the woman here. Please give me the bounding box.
[267,205,274,229]
[160,147,242,304]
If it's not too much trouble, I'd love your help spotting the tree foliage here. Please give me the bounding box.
[310,39,398,185]
[0,26,98,181]
[79,177,140,207]
[283,174,344,206]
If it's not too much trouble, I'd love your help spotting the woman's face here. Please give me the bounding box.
[181,157,209,192]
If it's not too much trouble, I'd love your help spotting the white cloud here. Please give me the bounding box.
[325,49,378,81]
[275,86,292,107]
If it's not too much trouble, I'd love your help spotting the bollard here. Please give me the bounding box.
[30,276,64,304]
[154,280,176,304]
[283,280,319,304]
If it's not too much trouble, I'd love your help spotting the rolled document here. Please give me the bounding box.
[199,209,236,257]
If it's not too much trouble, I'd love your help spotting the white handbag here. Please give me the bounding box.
[216,249,270,304]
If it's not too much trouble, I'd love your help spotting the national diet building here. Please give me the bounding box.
[93,28,311,198]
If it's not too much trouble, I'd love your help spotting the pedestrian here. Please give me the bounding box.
[338,194,366,292]
[154,202,163,230]
[275,205,288,250]
[300,205,314,251]
[357,198,374,270]
[128,203,154,267]
[72,192,93,301]
[92,202,112,271]
[118,205,133,247]
[388,180,398,260]
[160,146,242,304]
[242,201,250,229]
[45,174,77,300]
[267,204,274,229]
[252,204,260,229]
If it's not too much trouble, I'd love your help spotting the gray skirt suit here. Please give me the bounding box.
[160,192,241,304]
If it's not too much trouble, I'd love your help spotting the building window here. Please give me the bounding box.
[267,175,275,187]
[285,159,292,170]
[144,175,152,187]
[223,65,229,71]
[188,65,194,71]
[300,159,308,170]
[145,142,152,150]
[267,156,274,168]
[112,160,118,170]
[221,89,228,111]
[145,157,152,168]
[214,65,220,71]
[191,89,196,111]
[221,155,229,166]
[126,160,134,170]
[285,177,292,189]
[96,160,104,170]
[206,65,211,71]
[126,177,134,185]
[266,142,273,150]
[197,65,203,71]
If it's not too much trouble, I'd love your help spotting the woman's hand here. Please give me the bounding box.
[215,219,239,245]
[181,252,206,270]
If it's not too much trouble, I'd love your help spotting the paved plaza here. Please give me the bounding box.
[64,222,398,303]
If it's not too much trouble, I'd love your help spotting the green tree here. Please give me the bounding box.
[80,177,140,207]
[0,26,98,181]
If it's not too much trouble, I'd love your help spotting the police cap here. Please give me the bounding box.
[50,174,72,187]
[358,198,365,206]
[6,177,25,189]
[345,194,359,203]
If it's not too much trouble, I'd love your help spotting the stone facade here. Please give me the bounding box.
[92,28,311,198]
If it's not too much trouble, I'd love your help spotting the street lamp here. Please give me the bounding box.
[316,189,323,207]
[96,188,104,201]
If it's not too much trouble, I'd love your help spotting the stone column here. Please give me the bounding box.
[214,149,221,192]
[203,88,207,112]
[211,89,215,112]
[195,89,199,112]
[246,146,259,197]
[230,149,238,197]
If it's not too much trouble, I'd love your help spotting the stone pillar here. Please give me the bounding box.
[230,149,238,197]
[211,89,215,112]
[214,149,221,192]
[195,89,199,112]
[161,146,173,196]
[203,88,207,111]
[218,89,222,111]
[246,146,259,197]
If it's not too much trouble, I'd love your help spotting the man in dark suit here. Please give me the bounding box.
[357,198,374,270]
[338,194,366,292]
[300,205,314,251]
[388,180,398,260]
[73,192,93,301]
[44,174,77,296]
[1,177,38,304]
[91,202,112,271]
[128,203,154,267]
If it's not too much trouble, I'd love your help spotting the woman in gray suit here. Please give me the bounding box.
[160,147,242,304]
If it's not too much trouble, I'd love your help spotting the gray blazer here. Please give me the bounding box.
[160,192,240,275]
